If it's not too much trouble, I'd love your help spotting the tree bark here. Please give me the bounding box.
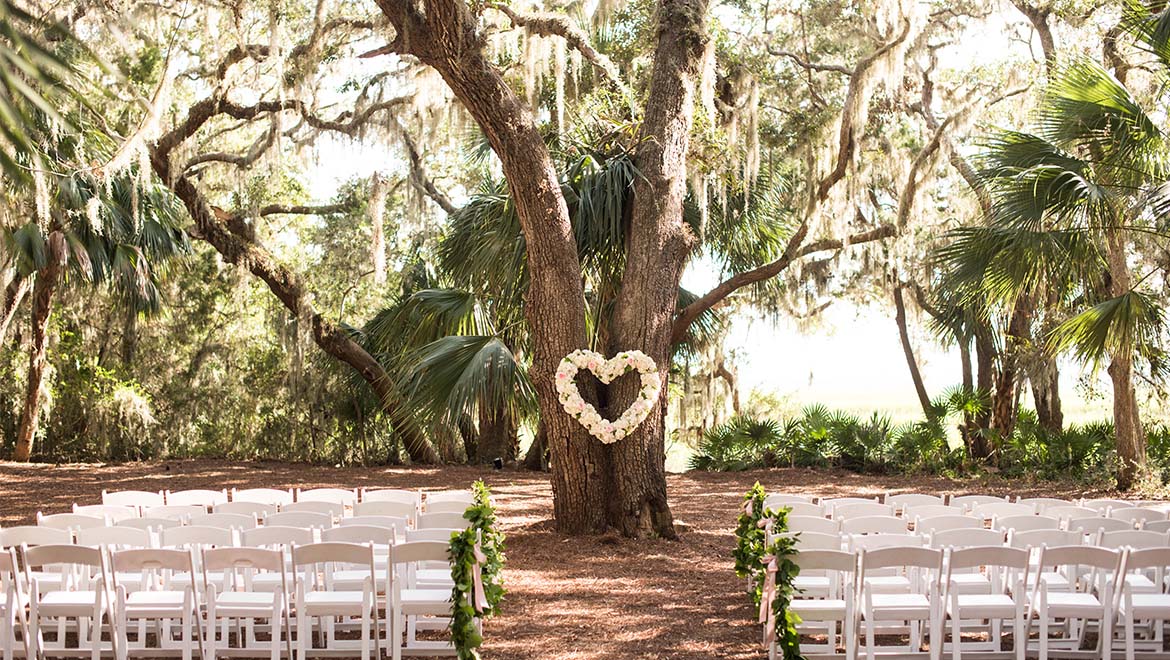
[477,405,518,463]
[1031,357,1063,433]
[13,232,67,462]
[1106,229,1146,489]
[893,283,932,418]
[971,324,996,460]
[958,332,975,449]
[991,302,1028,441]
[523,422,548,471]
[715,359,741,415]
[0,274,30,344]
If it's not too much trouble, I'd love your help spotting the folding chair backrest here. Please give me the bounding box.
[822,496,879,509]
[1068,517,1132,535]
[1035,545,1121,593]
[1142,519,1170,533]
[417,512,469,530]
[25,543,102,569]
[353,501,416,519]
[788,531,841,550]
[344,516,409,532]
[424,500,469,515]
[770,501,824,517]
[929,527,1004,549]
[117,517,182,531]
[885,493,944,509]
[1016,498,1072,513]
[1111,507,1167,525]
[321,525,395,546]
[76,526,150,549]
[949,495,1007,510]
[1099,529,1169,549]
[166,489,227,507]
[860,546,942,574]
[833,502,894,519]
[947,546,1028,594]
[291,542,374,576]
[795,549,856,573]
[161,525,234,549]
[904,505,961,520]
[213,502,276,519]
[390,540,450,565]
[231,488,293,506]
[972,502,1034,519]
[74,504,138,522]
[296,488,357,505]
[424,490,473,506]
[241,526,314,548]
[405,529,458,543]
[279,501,342,518]
[103,489,164,508]
[202,546,284,572]
[1123,547,1170,572]
[994,514,1059,533]
[1046,505,1101,522]
[787,515,839,535]
[0,526,70,548]
[264,512,332,530]
[36,513,107,530]
[1081,498,1132,513]
[915,515,981,535]
[764,494,817,508]
[110,548,194,590]
[1008,529,1083,550]
[145,505,206,521]
[190,513,258,530]
[360,489,420,507]
[841,516,907,536]
[848,534,923,552]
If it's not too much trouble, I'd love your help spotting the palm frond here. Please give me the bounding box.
[1047,290,1165,365]
[401,335,536,425]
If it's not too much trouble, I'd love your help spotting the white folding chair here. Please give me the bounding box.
[904,505,963,522]
[279,502,343,519]
[35,514,107,532]
[344,517,409,543]
[915,515,982,536]
[1017,498,1073,514]
[972,502,1035,521]
[943,546,1029,660]
[929,528,1005,550]
[1010,530,1084,593]
[420,501,468,516]
[833,503,895,520]
[189,513,258,531]
[1070,517,1134,536]
[161,527,235,594]
[770,501,825,518]
[0,548,30,660]
[320,527,395,592]
[359,490,419,508]
[213,502,276,520]
[295,489,357,507]
[823,497,881,511]
[886,494,945,512]
[1082,499,1134,514]
[388,541,455,660]
[1047,506,1106,524]
[841,516,907,536]
[1112,509,1168,527]
[291,542,379,660]
[763,494,818,507]
[857,546,943,660]
[23,544,111,660]
[1141,519,1170,534]
[1,529,72,593]
[788,516,841,535]
[353,501,416,523]
[1099,531,1169,597]
[73,505,138,523]
[102,490,164,512]
[786,549,856,660]
[231,489,293,507]
[789,531,843,551]
[994,515,1060,533]
[241,528,314,550]
[144,506,206,522]
[949,495,1008,511]
[107,548,204,660]
[416,513,469,530]
[1115,547,1170,660]
[201,547,292,660]
[116,518,181,533]
[75,527,150,550]
[165,490,228,509]
[422,491,472,509]
[403,530,457,543]
[264,513,332,531]
[1026,545,1122,660]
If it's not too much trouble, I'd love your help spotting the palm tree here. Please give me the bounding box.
[7,169,188,460]
[937,3,1170,488]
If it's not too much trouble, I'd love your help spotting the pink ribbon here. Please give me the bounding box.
[743,500,754,517]
[471,540,490,613]
[759,554,778,648]
[757,516,774,534]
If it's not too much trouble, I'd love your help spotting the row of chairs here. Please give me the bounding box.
[767,492,1165,513]
[787,512,1167,539]
[0,538,462,660]
[772,544,1170,660]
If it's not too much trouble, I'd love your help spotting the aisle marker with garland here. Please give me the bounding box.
[734,482,803,660]
[449,480,506,660]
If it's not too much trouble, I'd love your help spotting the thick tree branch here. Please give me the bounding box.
[1009,0,1056,73]
[397,122,457,214]
[768,48,851,75]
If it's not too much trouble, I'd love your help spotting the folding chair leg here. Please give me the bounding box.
[1040,614,1049,660]
[360,613,370,660]
[951,613,962,660]
[865,619,875,660]
[930,614,941,660]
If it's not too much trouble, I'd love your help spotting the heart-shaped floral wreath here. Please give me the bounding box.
[555,349,662,444]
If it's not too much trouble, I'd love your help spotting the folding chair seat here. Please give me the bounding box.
[279,502,343,520]
[231,489,294,507]
[24,545,111,660]
[102,490,164,513]
[398,531,459,590]
[1026,545,1122,660]
[189,513,258,531]
[291,542,379,660]
[857,546,943,660]
[785,549,856,660]
[264,512,332,531]
[949,495,1008,511]
[994,515,1060,534]
[833,503,895,520]
[353,501,416,524]
[72,505,138,523]
[389,541,457,660]
[215,502,277,520]
[143,505,206,522]
[915,515,982,536]
[108,548,204,660]
[1112,508,1168,528]
[1115,547,1170,660]
[201,547,291,660]
[788,516,840,535]
[165,489,228,510]
[416,513,469,530]
[943,546,1029,660]
[0,548,30,660]
[35,514,106,532]
[359,489,420,508]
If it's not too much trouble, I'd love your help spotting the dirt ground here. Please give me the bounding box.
[0,460,1125,659]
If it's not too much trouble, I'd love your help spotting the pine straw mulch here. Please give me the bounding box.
[0,459,1126,659]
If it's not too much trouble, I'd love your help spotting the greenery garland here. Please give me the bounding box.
[448,480,507,659]
[733,482,804,660]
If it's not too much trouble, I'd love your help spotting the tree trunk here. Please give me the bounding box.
[894,283,932,418]
[121,305,138,366]
[477,405,518,464]
[523,422,548,471]
[13,233,67,462]
[714,359,741,415]
[991,301,1028,441]
[1106,229,1146,490]
[0,275,30,343]
[971,324,996,460]
[958,332,974,450]
[1031,357,1063,433]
